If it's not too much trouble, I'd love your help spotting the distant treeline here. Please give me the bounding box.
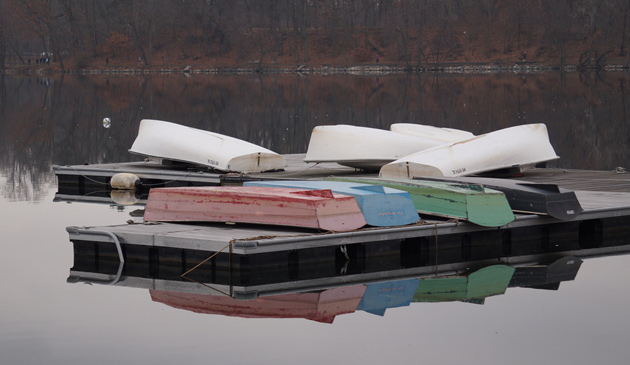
[1,0,629,70]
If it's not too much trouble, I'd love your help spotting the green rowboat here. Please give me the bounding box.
[413,265,516,303]
[327,177,515,227]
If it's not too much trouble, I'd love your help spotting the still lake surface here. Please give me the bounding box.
[1,71,630,364]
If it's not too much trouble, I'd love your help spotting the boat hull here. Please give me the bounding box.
[150,285,367,324]
[380,123,559,178]
[413,265,515,303]
[143,186,367,232]
[390,123,474,141]
[510,256,583,289]
[328,177,515,227]
[357,279,419,316]
[243,180,420,227]
[414,176,583,220]
[129,119,285,173]
[304,124,473,171]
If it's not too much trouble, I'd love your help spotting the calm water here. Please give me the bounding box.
[1,72,630,364]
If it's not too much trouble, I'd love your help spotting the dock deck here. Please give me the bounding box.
[67,189,630,250]
[54,153,630,192]
[60,154,630,269]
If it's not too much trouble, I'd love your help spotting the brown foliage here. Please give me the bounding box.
[4,0,630,69]
[103,32,133,60]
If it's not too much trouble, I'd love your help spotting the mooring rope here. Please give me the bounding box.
[181,241,234,277]
[339,244,349,260]
[67,166,111,185]
[67,165,200,187]
[339,244,350,275]
[67,162,325,188]
[61,189,110,203]
[139,171,197,187]
[180,275,232,297]
[435,223,439,276]
[246,161,322,178]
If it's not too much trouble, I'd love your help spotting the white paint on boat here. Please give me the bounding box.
[390,123,474,142]
[380,123,559,178]
[304,124,471,171]
[129,119,286,173]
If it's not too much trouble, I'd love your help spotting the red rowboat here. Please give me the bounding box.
[144,186,367,232]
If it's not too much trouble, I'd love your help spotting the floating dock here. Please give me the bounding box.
[53,154,355,203]
[53,154,356,191]
[59,154,630,276]
[66,191,630,256]
[68,250,598,322]
[54,154,630,198]
[68,230,626,301]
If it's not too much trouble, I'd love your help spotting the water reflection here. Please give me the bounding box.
[150,286,367,324]
[69,254,585,323]
[2,72,630,201]
[54,188,146,206]
[150,256,582,322]
[65,188,628,324]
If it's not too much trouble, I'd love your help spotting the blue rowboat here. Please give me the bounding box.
[357,278,420,316]
[243,180,420,227]
[328,176,515,227]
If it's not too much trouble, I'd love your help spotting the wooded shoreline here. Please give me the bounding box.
[4,60,629,75]
[6,1,630,77]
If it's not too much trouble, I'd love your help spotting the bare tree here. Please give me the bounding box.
[10,0,70,69]
[0,27,5,70]
[541,0,576,68]
[0,1,6,69]
[614,0,630,57]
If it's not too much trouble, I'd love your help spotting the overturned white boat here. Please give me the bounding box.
[304,124,472,171]
[380,123,559,178]
[390,123,474,142]
[129,119,286,173]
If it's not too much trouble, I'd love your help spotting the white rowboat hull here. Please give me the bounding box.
[390,123,474,142]
[380,123,559,178]
[129,119,285,173]
[304,124,473,171]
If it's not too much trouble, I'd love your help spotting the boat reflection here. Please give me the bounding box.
[150,285,367,324]
[68,252,586,323]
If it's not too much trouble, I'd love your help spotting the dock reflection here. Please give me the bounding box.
[68,242,600,323]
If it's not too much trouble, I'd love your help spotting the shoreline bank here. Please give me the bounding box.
[4,61,630,76]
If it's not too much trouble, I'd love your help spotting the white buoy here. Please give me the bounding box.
[110,173,141,190]
[103,117,111,128]
[110,190,140,205]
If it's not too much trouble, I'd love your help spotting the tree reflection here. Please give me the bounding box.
[1,72,629,201]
